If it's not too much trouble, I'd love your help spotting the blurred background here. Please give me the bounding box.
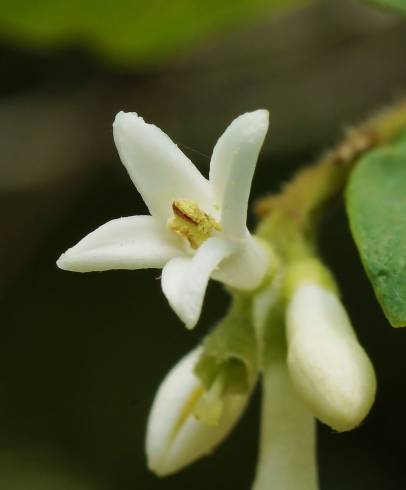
[1,0,406,488]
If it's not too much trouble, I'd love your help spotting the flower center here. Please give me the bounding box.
[168,199,222,249]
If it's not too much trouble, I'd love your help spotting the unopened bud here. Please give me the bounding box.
[286,283,376,432]
[146,347,250,476]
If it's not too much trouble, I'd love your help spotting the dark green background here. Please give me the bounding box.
[1,1,406,488]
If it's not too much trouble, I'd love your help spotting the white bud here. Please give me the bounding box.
[146,347,250,476]
[286,284,376,432]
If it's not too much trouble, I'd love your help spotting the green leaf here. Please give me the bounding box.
[362,0,406,15]
[346,134,406,327]
[0,0,312,65]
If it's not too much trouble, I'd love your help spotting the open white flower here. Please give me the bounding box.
[57,110,270,328]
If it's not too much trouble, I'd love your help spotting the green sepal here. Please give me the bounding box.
[194,292,258,395]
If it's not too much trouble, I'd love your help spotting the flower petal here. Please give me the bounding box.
[209,110,269,238]
[146,347,249,476]
[161,237,234,329]
[57,215,181,272]
[212,234,269,290]
[113,112,214,222]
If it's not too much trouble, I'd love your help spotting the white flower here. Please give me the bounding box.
[286,283,377,432]
[146,347,250,476]
[57,110,270,328]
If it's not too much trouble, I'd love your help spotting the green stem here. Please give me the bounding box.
[256,98,406,260]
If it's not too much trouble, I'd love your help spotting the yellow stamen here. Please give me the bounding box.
[169,200,221,249]
[193,373,226,426]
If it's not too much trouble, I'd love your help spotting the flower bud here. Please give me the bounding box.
[146,347,250,476]
[286,283,376,432]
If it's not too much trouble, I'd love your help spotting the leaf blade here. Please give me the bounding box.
[346,136,406,327]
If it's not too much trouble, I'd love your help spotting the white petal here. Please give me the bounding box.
[253,362,318,490]
[113,112,214,222]
[161,238,234,328]
[212,234,269,290]
[146,347,249,476]
[286,284,377,432]
[57,215,181,272]
[209,110,269,238]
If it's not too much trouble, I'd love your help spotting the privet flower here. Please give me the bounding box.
[286,283,377,432]
[57,110,270,328]
[146,347,251,476]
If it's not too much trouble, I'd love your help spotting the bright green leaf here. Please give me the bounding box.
[362,0,406,15]
[346,134,406,327]
[0,0,312,65]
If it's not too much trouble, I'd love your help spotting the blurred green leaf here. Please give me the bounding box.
[0,0,312,65]
[0,450,102,490]
[346,132,406,327]
[362,0,406,15]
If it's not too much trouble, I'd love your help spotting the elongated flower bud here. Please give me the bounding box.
[286,283,376,432]
[146,347,250,476]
